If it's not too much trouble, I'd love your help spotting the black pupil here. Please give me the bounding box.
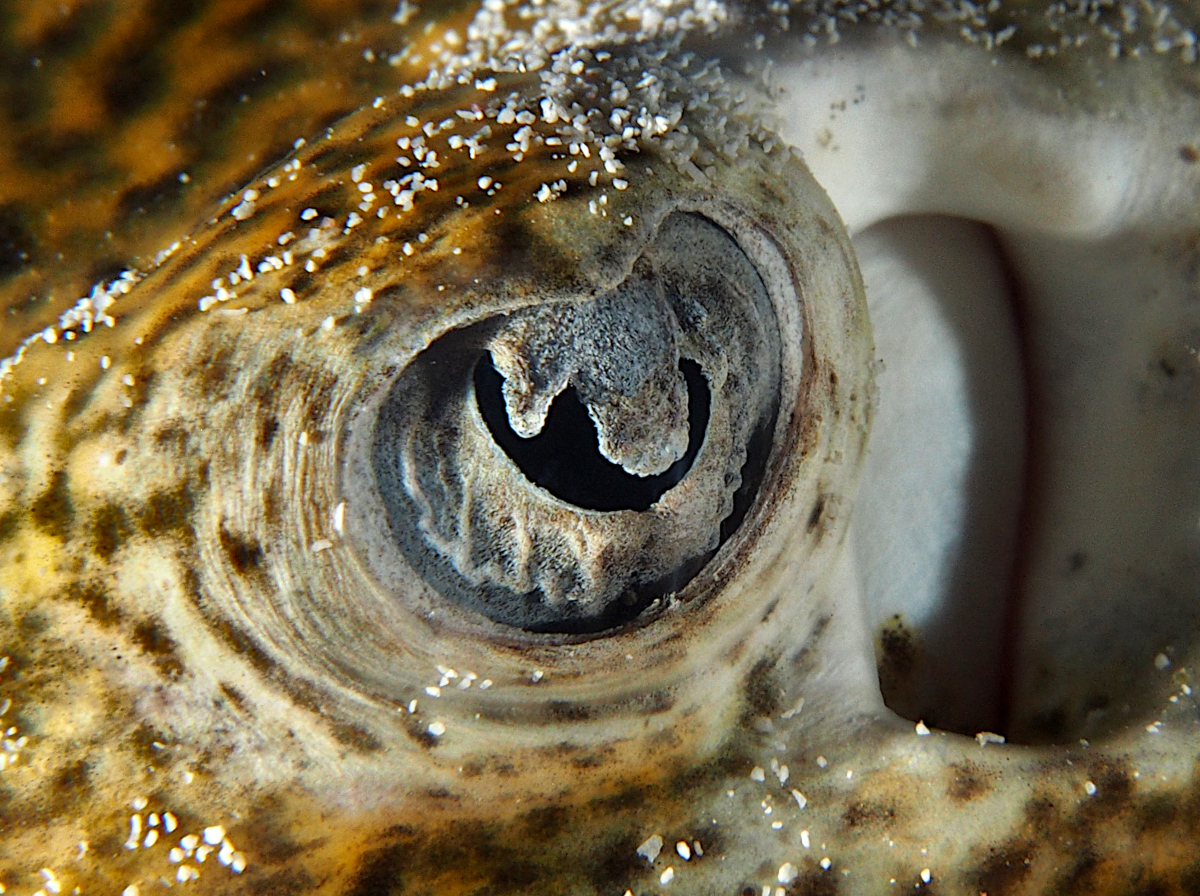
[474,355,710,512]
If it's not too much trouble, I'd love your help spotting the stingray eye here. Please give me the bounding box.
[130,66,878,764]
[0,54,874,881]
[352,212,780,635]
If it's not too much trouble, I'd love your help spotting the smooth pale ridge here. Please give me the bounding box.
[1003,231,1200,739]
[769,42,1142,237]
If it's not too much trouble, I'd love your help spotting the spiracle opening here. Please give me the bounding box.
[362,212,782,636]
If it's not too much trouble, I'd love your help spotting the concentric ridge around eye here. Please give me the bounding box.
[365,212,781,634]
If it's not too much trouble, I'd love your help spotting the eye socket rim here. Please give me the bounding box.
[187,169,873,752]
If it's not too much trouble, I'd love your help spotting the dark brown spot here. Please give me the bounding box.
[1181,863,1200,896]
[181,59,297,162]
[263,486,282,526]
[947,762,991,802]
[18,610,49,635]
[128,722,172,766]
[841,800,896,829]
[60,383,94,421]
[302,370,339,436]
[50,759,92,803]
[153,425,189,451]
[139,486,195,538]
[522,806,568,839]
[29,469,73,537]
[400,713,440,750]
[760,597,780,623]
[132,620,184,676]
[67,581,122,627]
[1053,846,1102,895]
[246,796,307,864]
[197,343,236,399]
[100,3,204,120]
[971,839,1033,894]
[219,682,248,712]
[204,612,276,676]
[252,353,294,408]
[330,722,383,754]
[0,402,24,448]
[743,655,784,717]
[1181,144,1200,163]
[1024,795,1061,830]
[786,865,840,896]
[1129,879,1171,896]
[346,842,407,896]
[1077,760,1133,816]
[637,688,676,715]
[0,203,36,280]
[876,615,919,711]
[258,414,279,450]
[116,172,189,220]
[219,526,264,575]
[1136,793,1179,833]
[806,495,825,531]
[92,503,132,560]
[548,700,593,722]
[0,509,19,544]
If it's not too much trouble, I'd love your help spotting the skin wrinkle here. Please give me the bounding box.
[0,2,1197,895]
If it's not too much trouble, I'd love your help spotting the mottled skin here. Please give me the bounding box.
[0,0,478,352]
[0,3,1199,896]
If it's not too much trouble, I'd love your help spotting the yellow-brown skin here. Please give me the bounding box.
[0,3,1199,896]
[0,6,868,892]
[0,0,483,354]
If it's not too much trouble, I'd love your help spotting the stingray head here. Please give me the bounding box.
[0,2,1197,895]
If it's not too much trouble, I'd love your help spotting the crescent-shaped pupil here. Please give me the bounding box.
[474,355,710,512]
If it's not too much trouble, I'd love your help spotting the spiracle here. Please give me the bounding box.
[0,1,1199,895]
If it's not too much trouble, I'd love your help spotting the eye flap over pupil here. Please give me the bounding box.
[488,259,690,478]
[475,353,710,513]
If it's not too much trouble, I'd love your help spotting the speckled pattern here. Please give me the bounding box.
[0,1,471,351]
[1,2,1199,895]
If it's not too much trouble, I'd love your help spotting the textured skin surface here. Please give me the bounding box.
[0,0,468,350]
[0,2,1199,895]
